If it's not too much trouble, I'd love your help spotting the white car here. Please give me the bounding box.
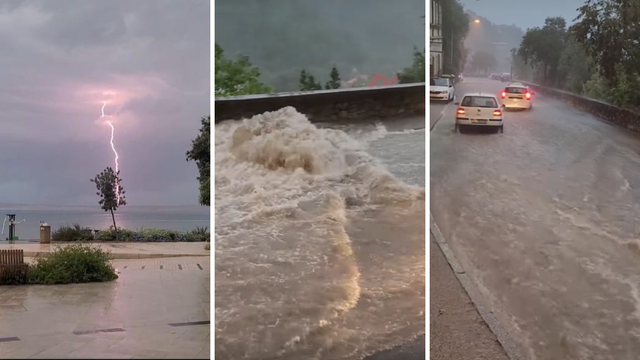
[455,93,504,133]
[430,77,454,102]
[500,83,533,110]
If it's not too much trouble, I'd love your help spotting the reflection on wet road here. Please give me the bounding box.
[431,78,640,360]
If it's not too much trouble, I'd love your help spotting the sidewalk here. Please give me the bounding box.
[0,242,210,259]
[430,235,509,360]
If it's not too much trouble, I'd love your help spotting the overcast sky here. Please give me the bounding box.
[460,0,585,30]
[0,0,209,206]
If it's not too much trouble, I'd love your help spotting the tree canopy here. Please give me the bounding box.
[572,0,640,84]
[186,116,210,206]
[215,43,273,96]
[442,0,470,75]
[91,168,126,238]
[511,0,640,109]
[398,47,426,83]
[517,17,567,86]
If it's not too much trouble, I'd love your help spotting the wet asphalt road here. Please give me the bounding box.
[431,78,640,360]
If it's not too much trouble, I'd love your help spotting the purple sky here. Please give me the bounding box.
[0,0,209,206]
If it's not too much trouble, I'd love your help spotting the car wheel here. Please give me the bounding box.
[499,125,504,133]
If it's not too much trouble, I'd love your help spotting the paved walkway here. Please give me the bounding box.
[0,242,209,259]
[0,257,210,359]
[430,236,509,359]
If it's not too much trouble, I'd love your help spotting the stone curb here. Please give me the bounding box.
[430,102,453,131]
[430,213,523,360]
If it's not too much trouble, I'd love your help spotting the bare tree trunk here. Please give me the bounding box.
[110,209,118,240]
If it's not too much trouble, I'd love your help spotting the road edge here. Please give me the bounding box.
[429,102,452,131]
[429,214,523,360]
[430,109,523,359]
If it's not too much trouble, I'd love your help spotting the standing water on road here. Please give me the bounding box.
[215,107,425,360]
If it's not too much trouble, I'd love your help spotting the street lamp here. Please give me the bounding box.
[450,19,481,68]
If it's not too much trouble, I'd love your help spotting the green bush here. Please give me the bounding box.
[51,225,209,243]
[95,228,136,241]
[28,244,118,285]
[52,224,94,241]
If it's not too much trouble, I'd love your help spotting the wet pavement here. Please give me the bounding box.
[0,257,210,359]
[431,77,640,360]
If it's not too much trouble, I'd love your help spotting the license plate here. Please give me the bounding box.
[472,119,487,124]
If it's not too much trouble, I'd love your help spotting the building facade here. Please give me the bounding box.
[430,0,443,77]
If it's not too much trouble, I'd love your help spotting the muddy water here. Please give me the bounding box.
[215,107,425,360]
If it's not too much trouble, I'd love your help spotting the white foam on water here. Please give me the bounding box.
[215,107,424,360]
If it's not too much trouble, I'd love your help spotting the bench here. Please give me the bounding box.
[0,249,28,284]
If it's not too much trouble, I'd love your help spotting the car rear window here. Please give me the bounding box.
[505,87,526,94]
[430,78,449,86]
[461,96,498,108]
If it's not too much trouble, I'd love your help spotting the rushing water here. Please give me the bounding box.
[215,107,425,360]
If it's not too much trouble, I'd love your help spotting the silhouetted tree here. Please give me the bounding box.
[91,168,126,239]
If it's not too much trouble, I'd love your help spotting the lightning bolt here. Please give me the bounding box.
[101,102,121,205]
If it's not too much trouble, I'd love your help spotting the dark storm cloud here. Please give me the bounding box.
[0,0,209,206]
[460,0,585,30]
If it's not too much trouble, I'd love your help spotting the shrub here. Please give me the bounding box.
[52,224,94,241]
[54,226,209,243]
[28,244,118,285]
[96,228,136,241]
[192,226,209,242]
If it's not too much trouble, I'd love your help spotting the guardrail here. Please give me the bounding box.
[215,83,425,123]
[516,80,640,133]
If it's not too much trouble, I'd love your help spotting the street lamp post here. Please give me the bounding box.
[450,19,480,72]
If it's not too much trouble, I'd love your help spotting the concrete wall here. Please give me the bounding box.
[518,80,640,133]
[215,83,425,123]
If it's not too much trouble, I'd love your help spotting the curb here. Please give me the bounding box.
[430,102,452,131]
[430,214,522,360]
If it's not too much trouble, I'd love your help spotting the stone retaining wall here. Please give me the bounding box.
[518,80,640,133]
[215,83,425,123]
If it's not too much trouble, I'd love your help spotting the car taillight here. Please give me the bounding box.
[501,91,506,98]
[525,92,531,99]
[493,110,502,116]
[457,108,465,114]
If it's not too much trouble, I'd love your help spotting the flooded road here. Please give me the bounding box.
[215,108,425,360]
[431,78,640,360]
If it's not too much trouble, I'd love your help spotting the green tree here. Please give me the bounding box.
[517,17,567,85]
[442,0,470,75]
[299,69,322,91]
[398,47,426,83]
[91,168,126,239]
[215,43,273,96]
[572,0,640,85]
[557,34,593,94]
[325,67,341,89]
[186,116,210,206]
[470,50,497,73]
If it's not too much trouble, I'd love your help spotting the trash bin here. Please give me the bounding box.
[40,223,51,244]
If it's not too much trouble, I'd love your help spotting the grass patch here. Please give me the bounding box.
[27,244,118,285]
